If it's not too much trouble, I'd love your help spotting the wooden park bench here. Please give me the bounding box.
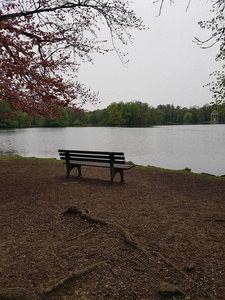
[58,150,134,183]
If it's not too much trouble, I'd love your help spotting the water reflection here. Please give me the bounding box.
[0,125,225,175]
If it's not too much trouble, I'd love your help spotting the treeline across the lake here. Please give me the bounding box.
[86,102,225,126]
[0,100,225,128]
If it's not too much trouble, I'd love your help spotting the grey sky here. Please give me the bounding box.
[79,0,221,111]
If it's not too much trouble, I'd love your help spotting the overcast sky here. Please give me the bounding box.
[78,0,222,111]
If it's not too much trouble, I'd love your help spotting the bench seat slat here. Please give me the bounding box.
[69,160,110,168]
[69,160,133,169]
[59,156,125,163]
[70,158,110,164]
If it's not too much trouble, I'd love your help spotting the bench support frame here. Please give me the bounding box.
[59,150,134,183]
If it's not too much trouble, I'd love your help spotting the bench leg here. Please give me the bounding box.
[77,165,82,177]
[110,168,114,183]
[110,168,124,183]
[120,170,124,183]
[66,164,82,178]
[66,163,72,178]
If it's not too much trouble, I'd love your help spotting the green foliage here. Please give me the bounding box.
[197,1,225,106]
[87,101,225,126]
[0,100,12,127]
[151,109,164,125]
[1,99,225,128]
[107,102,125,126]
[0,100,32,128]
[12,111,32,128]
[183,112,193,124]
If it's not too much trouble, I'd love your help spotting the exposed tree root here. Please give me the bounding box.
[64,206,216,299]
[64,206,150,255]
[64,206,108,225]
[2,206,215,299]
[66,227,94,241]
[117,224,151,257]
[38,260,108,296]
[0,287,27,300]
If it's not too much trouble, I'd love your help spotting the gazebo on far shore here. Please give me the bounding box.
[211,110,219,124]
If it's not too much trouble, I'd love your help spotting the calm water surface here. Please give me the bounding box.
[0,125,225,175]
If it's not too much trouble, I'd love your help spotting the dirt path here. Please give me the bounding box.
[0,157,225,299]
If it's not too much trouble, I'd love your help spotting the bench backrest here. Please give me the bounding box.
[58,150,126,165]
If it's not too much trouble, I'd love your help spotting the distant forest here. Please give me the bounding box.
[0,100,225,128]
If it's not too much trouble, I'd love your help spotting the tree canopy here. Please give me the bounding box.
[0,0,144,118]
[157,0,225,108]
[1,0,224,120]
[197,0,225,108]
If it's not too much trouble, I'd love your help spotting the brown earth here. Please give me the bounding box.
[0,156,225,300]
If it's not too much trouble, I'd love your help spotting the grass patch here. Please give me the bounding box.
[1,155,224,180]
[134,164,225,180]
[0,154,59,163]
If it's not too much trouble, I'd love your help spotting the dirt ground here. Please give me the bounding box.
[0,157,225,300]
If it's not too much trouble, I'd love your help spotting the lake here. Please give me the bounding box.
[0,125,225,176]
